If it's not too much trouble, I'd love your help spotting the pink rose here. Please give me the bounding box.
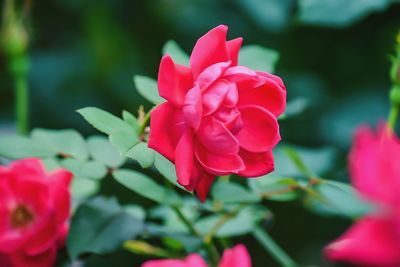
[142,244,251,267]
[325,126,400,266]
[0,158,73,267]
[149,25,286,202]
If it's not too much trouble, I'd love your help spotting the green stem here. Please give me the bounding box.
[171,206,220,265]
[253,226,297,267]
[15,72,28,135]
[9,55,29,135]
[388,104,398,131]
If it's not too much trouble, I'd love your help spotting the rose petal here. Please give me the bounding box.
[202,80,231,115]
[226,37,243,66]
[325,217,400,266]
[194,141,245,175]
[238,149,274,177]
[142,254,207,267]
[190,25,230,78]
[158,55,193,107]
[223,66,264,89]
[219,244,252,267]
[236,105,280,153]
[238,72,286,117]
[10,245,57,267]
[195,172,215,203]
[149,103,184,161]
[197,116,239,155]
[183,84,203,130]
[175,129,195,187]
[196,62,231,91]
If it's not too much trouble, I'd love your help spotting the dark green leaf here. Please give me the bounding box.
[68,197,144,259]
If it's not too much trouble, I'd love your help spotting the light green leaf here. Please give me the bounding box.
[0,135,55,159]
[109,130,140,154]
[87,136,125,168]
[212,181,260,203]
[195,206,269,237]
[133,75,164,104]
[67,197,144,259]
[31,128,88,161]
[163,40,190,66]
[122,110,140,134]
[154,153,187,191]
[77,107,133,135]
[248,177,299,202]
[239,45,279,73]
[61,158,107,180]
[71,177,100,199]
[113,169,181,205]
[298,0,391,27]
[306,180,371,218]
[125,142,155,168]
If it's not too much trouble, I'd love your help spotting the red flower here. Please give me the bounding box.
[142,244,251,267]
[0,158,73,267]
[149,25,286,202]
[325,126,400,266]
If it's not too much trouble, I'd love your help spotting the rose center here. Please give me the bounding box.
[10,204,35,228]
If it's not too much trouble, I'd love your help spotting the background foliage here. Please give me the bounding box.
[1,0,400,266]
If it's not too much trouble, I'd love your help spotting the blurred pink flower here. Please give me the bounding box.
[325,126,400,266]
[149,25,286,202]
[0,158,73,267]
[142,244,251,267]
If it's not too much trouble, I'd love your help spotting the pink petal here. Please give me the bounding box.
[175,129,195,187]
[226,37,243,66]
[202,80,231,115]
[224,83,238,108]
[349,125,400,207]
[142,254,208,267]
[325,217,400,266]
[190,25,230,78]
[196,62,231,91]
[149,103,185,162]
[10,158,46,179]
[196,116,239,155]
[238,72,286,117]
[195,172,215,203]
[194,140,245,176]
[183,84,203,130]
[219,244,252,267]
[238,149,275,177]
[158,55,193,107]
[10,245,57,267]
[236,106,280,153]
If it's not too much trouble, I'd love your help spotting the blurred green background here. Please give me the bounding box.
[1,0,400,266]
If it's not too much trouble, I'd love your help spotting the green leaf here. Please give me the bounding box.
[298,0,391,27]
[109,130,140,154]
[195,206,269,237]
[31,128,88,161]
[113,169,181,205]
[162,40,190,66]
[154,153,187,191]
[239,45,279,73]
[61,158,107,180]
[77,107,133,135]
[122,110,140,134]
[71,177,100,200]
[212,181,260,203]
[248,177,299,202]
[125,142,155,168]
[67,197,144,259]
[306,180,371,218]
[0,135,55,159]
[87,136,125,168]
[133,75,164,104]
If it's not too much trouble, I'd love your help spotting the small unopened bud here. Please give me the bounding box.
[1,23,29,57]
